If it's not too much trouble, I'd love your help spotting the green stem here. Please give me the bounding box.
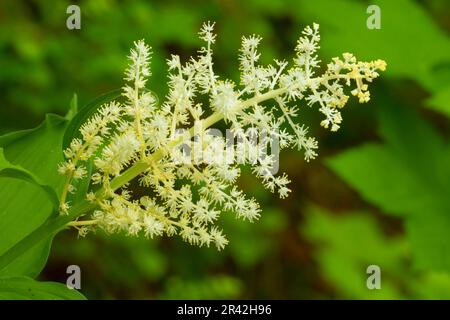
[67,219,98,227]
[0,87,287,272]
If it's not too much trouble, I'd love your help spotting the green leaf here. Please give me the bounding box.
[327,104,450,271]
[406,212,450,271]
[302,206,405,299]
[327,143,436,216]
[65,93,78,120]
[0,148,59,208]
[426,84,450,119]
[62,89,122,150]
[302,206,450,299]
[0,114,68,277]
[0,276,86,300]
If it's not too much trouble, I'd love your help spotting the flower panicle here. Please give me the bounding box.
[58,22,386,250]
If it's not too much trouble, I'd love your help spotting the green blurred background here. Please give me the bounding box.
[1,0,450,299]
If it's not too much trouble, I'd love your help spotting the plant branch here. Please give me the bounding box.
[0,87,287,272]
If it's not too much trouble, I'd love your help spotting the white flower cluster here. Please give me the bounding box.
[59,22,386,249]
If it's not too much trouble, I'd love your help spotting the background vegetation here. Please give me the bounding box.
[1,0,450,299]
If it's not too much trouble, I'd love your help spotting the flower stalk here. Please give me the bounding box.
[0,22,386,270]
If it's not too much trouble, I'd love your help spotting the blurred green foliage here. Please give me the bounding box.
[328,101,450,271]
[302,206,450,299]
[1,0,450,299]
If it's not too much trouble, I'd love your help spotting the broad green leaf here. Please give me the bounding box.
[426,85,450,119]
[62,89,122,150]
[377,98,447,174]
[0,114,67,189]
[0,276,86,300]
[411,272,450,300]
[327,143,439,216]
[302,206,405,299]
[0,148,59,208]
[0,114,68,277]
[327,104,450,271]
[294,0,450,92]
[406,210,450,271]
